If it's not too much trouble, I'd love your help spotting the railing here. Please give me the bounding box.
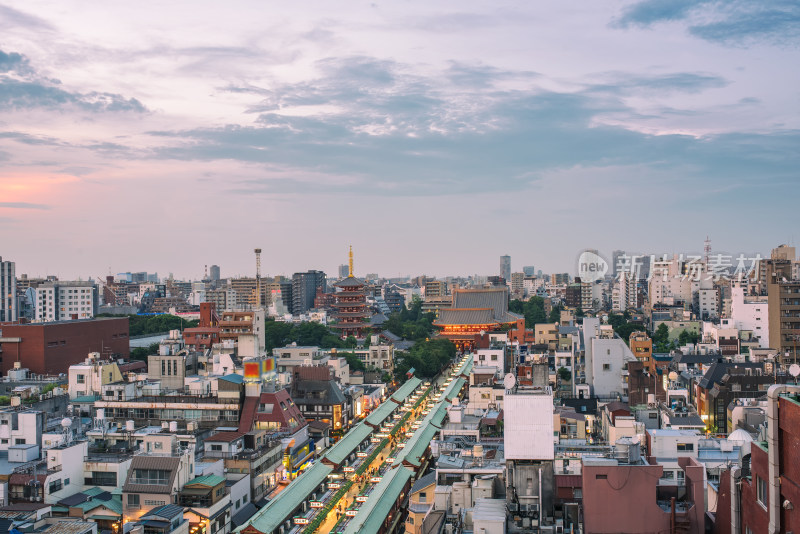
[96,394,237,404]
[84,452,134,463]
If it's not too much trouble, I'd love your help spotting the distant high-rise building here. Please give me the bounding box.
[510,272,525,295]
[500,255,511,282]
[292,270,326,315]
[209,264,220,281]
[0,256,16,322]
[522,265,536,276]
[612,250,625,277]
[338,264,349,279]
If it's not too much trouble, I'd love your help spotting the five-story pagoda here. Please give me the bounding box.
[331,246,369,338]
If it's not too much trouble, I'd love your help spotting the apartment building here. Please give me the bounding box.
[32,281,97,322]
[0,256,16,322]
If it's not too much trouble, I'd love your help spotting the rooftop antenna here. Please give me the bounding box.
[204,264,208,280]
[704,236,711,265]
[254,248,262,309]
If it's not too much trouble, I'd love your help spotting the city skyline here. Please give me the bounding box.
[1,1,799,279]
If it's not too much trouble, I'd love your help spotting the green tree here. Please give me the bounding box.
[130,342,160,361]
[510,298,547,328]
[575,307,585,318]
[678,329,699,346]
[340,352,365,372]
[394,338,456,379]
[557,367,571,382]
[616,322,646,344]
[385,302,435,342]
[264,320,296,354]
[548,305,563,323]
[652,323,674,352]
[98,314,199,337]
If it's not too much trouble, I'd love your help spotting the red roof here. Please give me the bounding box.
[118,360,146,373]
[238,395,258,433]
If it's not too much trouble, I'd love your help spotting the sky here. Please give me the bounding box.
[1,0,799,281]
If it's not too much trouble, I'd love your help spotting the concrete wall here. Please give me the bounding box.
[590,338,632,398]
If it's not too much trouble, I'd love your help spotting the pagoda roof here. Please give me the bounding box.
[335,276,366,288]
[330,322,369,329]
[452,287,512,319]
[434,308,497,326]
[334,311,370,317]
[332,299,366,306]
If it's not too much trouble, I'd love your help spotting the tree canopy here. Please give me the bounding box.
[606,312,646,344]
[652,323,673,352]
[264,319,348,354]
[509,297,547,328]
[98,313,198,336]
[384,296,436,341]
[394,338,456,379]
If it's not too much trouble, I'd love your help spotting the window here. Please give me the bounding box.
[596,474,607,479]
[677,471,685,483]
[757,476,767,506]
[602,364,611,371]
[15,439,25,445]
[677,443,694,452]
[48,480,62,494]
[662,471,675,480]
[144,500,166,506]
[419,492,427,503]
[573,488,582,499]
[85,472,117,486]
[131,469,169,485]
[77,374,85,384]
[210,444,222,451]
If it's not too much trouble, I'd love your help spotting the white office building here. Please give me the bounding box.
[730,284,770,348]
[34,281,97,322]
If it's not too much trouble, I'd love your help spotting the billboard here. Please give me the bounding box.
[243,358,276,382]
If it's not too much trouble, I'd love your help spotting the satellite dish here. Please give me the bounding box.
[503,373,516,390]
[61,418,72,428]
[789,364,800,378]
[668,371,678,381]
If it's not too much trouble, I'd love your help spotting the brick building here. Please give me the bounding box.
[0,317,129,375]
[714,385,800,534]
